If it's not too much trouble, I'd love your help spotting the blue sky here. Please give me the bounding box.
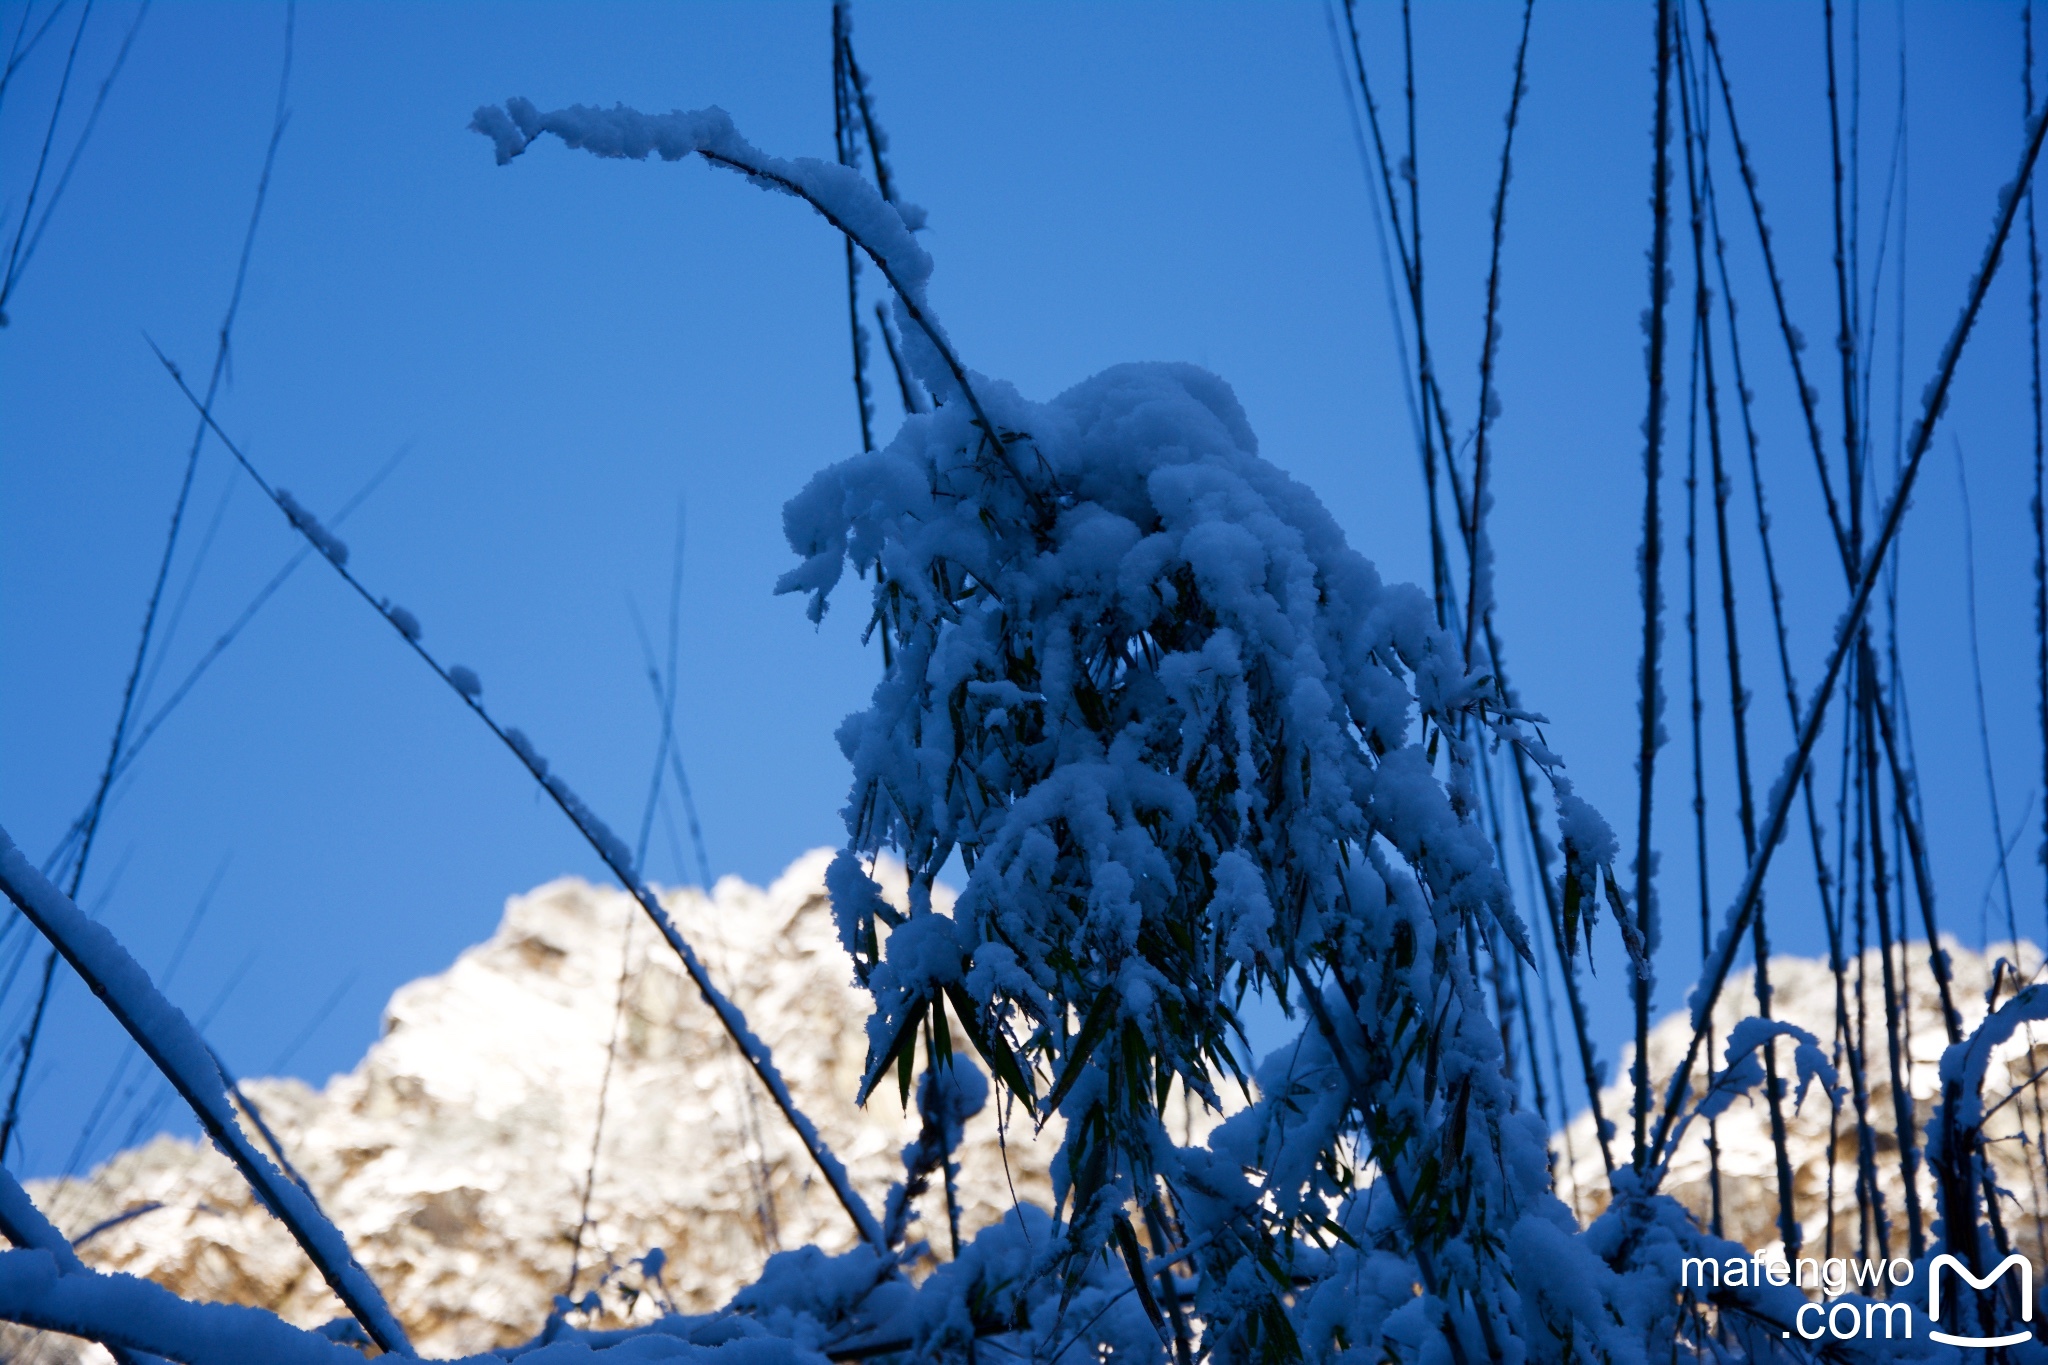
[2,1,2041,1180]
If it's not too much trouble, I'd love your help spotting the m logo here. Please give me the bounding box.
[1927,1253,2034,1349]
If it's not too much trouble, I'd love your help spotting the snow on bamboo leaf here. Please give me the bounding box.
[473,87,1651,1364]
[781,356,1635,1357]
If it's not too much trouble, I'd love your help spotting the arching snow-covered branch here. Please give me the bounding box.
[0,826,413,1357]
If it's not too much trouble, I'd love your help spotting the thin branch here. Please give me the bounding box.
[152,350,885,1251]
[0,0,151,321]
[1650,88,2048,1168]
[1462,0,1534,669]
[1632,0,1675,1171]
[0,834,412,1355]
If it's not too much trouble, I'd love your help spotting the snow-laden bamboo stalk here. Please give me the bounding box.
[1461,0,1532,672]
[1630,0,1675,1172]
[1650,88,2048,1168]
[1673,8,1798,1250]
[150,345,886,1253]
[472,98,1042,521]
[0,830,413,1356]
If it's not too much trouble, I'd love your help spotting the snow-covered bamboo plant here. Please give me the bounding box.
[465,97,1700,1363]
[13,55,2042,1362]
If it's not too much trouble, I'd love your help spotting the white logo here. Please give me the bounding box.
[1927,1253,2034,1349]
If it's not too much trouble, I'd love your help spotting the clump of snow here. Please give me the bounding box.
[274,490,348,567]
[384,601,422,643]
[783,358,1628,1356]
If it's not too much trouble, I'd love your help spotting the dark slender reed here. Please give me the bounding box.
[1463,0,1534,668]
[2031,1,2048,952]
[1956,447,2022,946]
[0,0,86,322]
[2,4,291,1167]
[1674,13,1796,1246]
[157,353,885,1250]
[1681,299,1725,1232]
[0,0,147,322]
[565,915,636,1301]
[1338,0,1454,624]
[635,503,690,875]
[1649,86,2048,1168]
[1632,0,1675,1172]
[1862,663,1924,1258]
[831,5,874,453]
[874,302,926,417]
[1826,1,1864,556]
[0,2,74,120]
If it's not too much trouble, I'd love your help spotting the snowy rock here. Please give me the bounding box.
[22,854,1229,1358]
[1555,937,2048,1261]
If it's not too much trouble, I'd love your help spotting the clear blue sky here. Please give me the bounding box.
[2,1,2039,1179]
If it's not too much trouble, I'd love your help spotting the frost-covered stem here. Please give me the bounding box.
[1683,367,1726,1226]
[1830,17,1932,1246]
[836,5,898,207]
[2033,3,2048,951]
[0,0,150,326]
[0,0,83,319]
[153,354,888,1253]
[7,10,292,1147]
[1462,0,1533,670]
[39,449,408,887]
[831,7,875,454]
[1631,0,1674,1172]
[1699,2,1854,577]
[1338,0,1457,625]
[0,1249,362,1365]
[0,1154,159,1365]
[1679,37,1728,1236]
[566,916,635,1299]
[1825,0,1864,558]
[1859,671,1925,1260]
[1694,195,1800,1244]
[633,503,690,876]
[1956,450,2022,946]
[1650,91,2048,1170]
[0,830,414,1356]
